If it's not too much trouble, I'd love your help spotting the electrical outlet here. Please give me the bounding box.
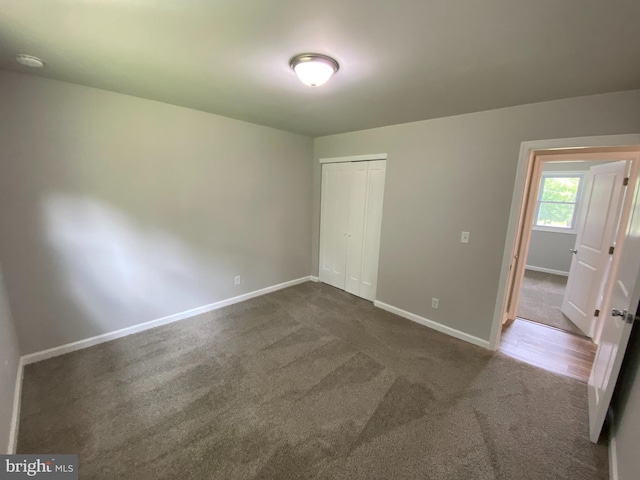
[460,231,470,244]
[235,276,241,285]
[431,298,439,309]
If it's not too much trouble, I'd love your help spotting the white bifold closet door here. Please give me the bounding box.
[319,160,386,301]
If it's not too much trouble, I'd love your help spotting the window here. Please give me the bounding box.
[533,173,583,232]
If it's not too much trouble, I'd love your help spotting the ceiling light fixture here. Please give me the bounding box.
[16,54,45,68]
[289,53,339,87]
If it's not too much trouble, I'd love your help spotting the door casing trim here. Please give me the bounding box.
[489,134,640,351]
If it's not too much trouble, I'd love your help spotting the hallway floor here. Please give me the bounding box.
[517,270,584,336]
[499,318,597,383]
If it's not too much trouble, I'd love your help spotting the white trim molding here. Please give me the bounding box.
[525,265,569,277]
[489,134,640,351]
[319,153,387,164]
[8,357,24,454]
[309,276,319,282]
[374,300,490,349]
[21,276,315,366]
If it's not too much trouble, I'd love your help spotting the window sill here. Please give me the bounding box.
[532,226,577,235]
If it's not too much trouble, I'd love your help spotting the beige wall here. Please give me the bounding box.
[313,90,640,341]
[3,68,640,475]
[526,231,576,273]
[0,266,20,453]
[0,70,314,355]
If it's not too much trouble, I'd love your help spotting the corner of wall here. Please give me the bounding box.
[0,266,22,454]
[7,358,24,454]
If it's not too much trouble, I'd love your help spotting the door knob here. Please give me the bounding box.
[569,249,578,254]
[612,308,635,324]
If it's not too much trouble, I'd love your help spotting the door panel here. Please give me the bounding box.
[562,161,627,336]
[589,173,640,442]
[359,160,386,301]
[565,261,596,318]
[581,177,613,248]
[319,163,351,289]
[345,162,368,296]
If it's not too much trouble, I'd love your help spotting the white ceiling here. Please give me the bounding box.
[1,0,639,137]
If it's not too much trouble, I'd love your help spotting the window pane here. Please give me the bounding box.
[540,177,580,202]
[536,202,575,228]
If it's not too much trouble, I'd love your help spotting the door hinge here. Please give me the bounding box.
[594,309,600,317]
[609,246,615,255]
[623,177,629,186]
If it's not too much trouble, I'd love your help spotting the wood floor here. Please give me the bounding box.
[498,318,597,383]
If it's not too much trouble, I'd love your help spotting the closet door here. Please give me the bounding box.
[319,162,351,288]
[358,160,386,301]
[345,162,369,296]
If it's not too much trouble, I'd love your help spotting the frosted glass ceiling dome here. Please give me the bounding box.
[289,53,339,87]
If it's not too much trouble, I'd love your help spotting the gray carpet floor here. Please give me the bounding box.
[517,270,584,336]
[18,282,607,479]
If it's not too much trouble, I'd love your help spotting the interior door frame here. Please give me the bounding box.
[489,134,640,351]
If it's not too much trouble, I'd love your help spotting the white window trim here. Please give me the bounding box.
[532,171,585,234]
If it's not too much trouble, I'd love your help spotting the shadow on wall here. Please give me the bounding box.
[43,194,229,332]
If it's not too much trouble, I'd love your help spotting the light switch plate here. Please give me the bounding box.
[461,231,470,243]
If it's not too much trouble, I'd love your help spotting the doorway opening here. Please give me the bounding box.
[516,165,591,337]
[494,144,640,382]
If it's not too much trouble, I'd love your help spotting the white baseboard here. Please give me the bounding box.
[608,409,619,480]
[373,300,490,349]
[8,357,24,454]
[310,276,319,282]
[525,265,569,277]
[21,276,314,366]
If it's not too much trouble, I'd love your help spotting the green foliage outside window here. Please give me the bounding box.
[535,176,581,228]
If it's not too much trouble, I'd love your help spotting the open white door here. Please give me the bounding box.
[561,161,627,337]
[588,174,640,442]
